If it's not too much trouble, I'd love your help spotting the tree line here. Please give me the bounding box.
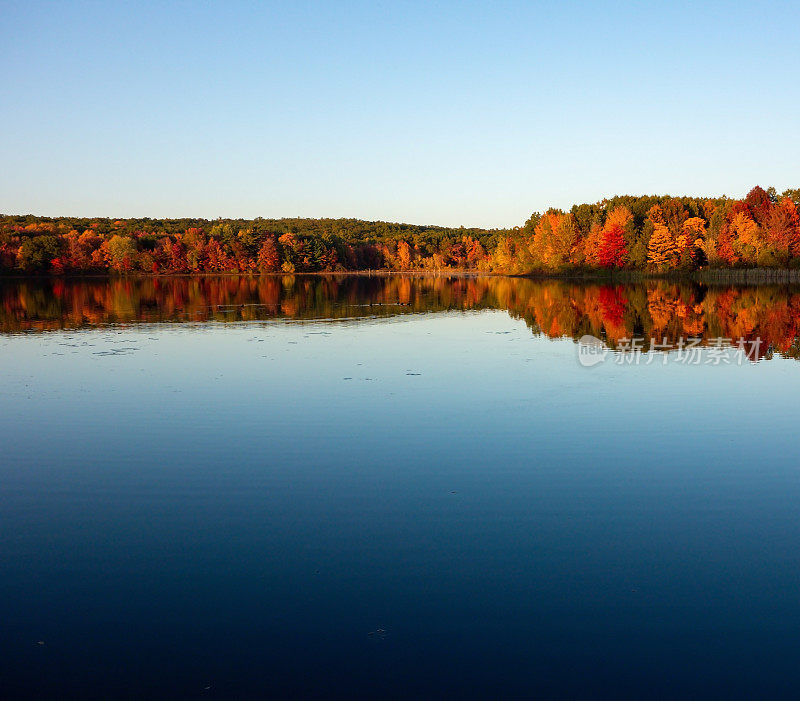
[1,186,798,275]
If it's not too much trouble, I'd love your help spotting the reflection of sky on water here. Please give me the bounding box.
[3,307,800,696]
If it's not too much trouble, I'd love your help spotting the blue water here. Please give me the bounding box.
[2,277,800,698]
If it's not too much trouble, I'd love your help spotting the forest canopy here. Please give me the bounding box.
[2,186,799,275]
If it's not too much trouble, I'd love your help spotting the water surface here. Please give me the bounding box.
[2,275,800,698]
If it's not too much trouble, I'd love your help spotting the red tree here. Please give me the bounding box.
[257,237,280,272]
[744,186,773,226]
[597,223,628,268]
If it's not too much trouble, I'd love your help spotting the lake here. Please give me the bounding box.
[2,275,800,698]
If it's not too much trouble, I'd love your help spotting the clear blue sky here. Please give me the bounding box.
[2,0,798,228]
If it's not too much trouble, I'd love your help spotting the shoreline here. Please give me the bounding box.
[517,268,800,285]
[3,267,800,285]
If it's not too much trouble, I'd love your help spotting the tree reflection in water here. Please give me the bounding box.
[2,275,800,360]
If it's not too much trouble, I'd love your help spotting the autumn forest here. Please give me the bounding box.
[3,186,800,277]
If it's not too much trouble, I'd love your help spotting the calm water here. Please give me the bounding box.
[2,275,800,698]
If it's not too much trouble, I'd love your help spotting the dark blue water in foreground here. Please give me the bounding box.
[2,276,800,698]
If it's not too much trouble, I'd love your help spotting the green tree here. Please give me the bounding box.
[17,235,62,271]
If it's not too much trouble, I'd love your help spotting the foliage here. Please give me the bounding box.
[597,207,630,269]
[2,185,799,276]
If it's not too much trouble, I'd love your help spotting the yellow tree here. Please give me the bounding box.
[646,205,681,270]
[396,240,413,269]
[531,211,576,269]
[730,211,764,264]
[491,236,516,273]
[583,222,604,267]
[680,217,707,267]
[647,223,682,270]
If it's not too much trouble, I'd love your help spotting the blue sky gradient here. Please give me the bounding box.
[2,0,798,227]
